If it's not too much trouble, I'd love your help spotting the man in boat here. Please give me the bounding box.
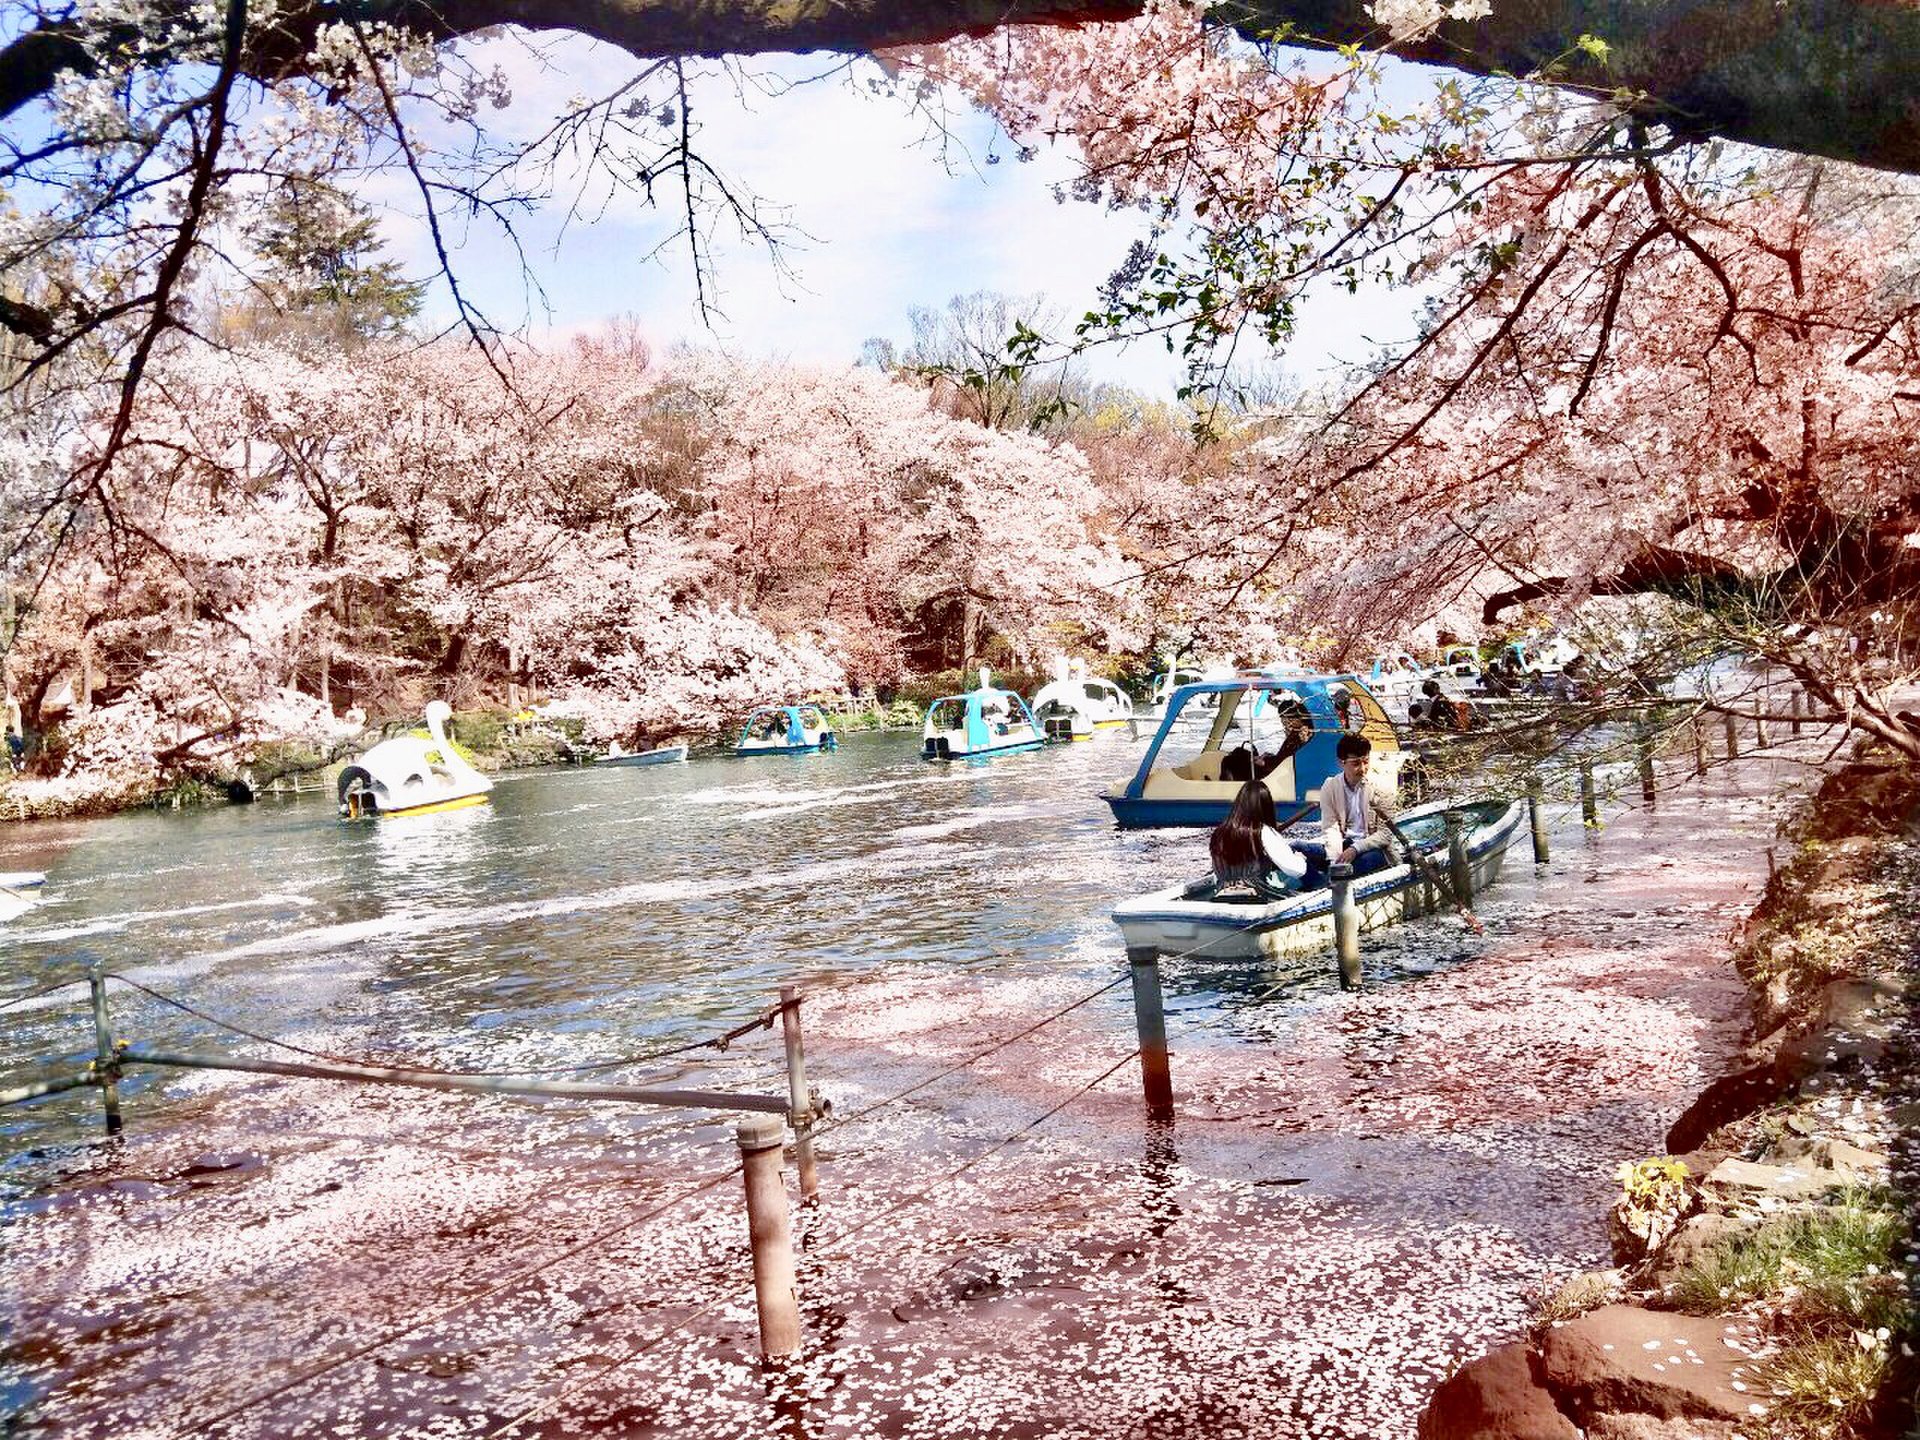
[1318,734,1397,877]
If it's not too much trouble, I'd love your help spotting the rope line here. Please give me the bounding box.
[107,973,787,1080]
[187,1159,746,1437]
[806,974,1131,1139]
[0,975,90,1015]
[486,1046,1141,1438]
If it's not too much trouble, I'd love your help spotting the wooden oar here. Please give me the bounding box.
[1372,802,1486,936]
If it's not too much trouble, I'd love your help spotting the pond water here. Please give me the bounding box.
[0,730,1807,1437]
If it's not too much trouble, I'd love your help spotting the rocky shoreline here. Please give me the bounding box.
[1419,760,1920,1440]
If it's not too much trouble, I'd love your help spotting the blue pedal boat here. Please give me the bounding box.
[923,670,1045,760]
[735,705,838,756]
[1101,673,1408,830]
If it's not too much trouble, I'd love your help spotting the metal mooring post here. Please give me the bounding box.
[1126,947,1174,1119]
[777,986,819,1202]
[1579,759,1598,828]
[1445,812,1474,907]
[86,965,121,1136]
[1723,712,1739,760]
[735,1116,802,1359]
[1790,690,1803,735]
[1525,776,1549,864]
[1329,865,1361,991]
[1692,719,1707,778]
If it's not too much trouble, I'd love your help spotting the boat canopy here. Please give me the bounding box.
[1104,673,1402,828]
[922,676,1044,760]
[736,704,836,752]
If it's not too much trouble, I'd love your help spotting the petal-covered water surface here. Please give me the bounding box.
[0,733,1810,1437]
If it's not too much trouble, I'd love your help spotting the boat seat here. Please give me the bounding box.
[1173,753,1225,782]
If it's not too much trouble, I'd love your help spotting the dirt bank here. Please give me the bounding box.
[1419,759,1920,1440]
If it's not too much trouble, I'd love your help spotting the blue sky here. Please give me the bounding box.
[374,32,1430,398]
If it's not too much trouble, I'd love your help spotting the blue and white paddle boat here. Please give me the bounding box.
[1102,673,1407,830]
[736,704,837,756]
[1366,650,1436,723]
[923,669,1044,761]
[1029,658,1135,741]
[1111,797,1526,958]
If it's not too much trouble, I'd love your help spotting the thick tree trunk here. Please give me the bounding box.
[4,1,1920,174]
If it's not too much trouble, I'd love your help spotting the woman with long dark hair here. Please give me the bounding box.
[1209,781,1310,896]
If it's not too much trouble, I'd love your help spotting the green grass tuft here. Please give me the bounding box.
[1669,1192,1908,1334]
[1747,1332,1891,1440]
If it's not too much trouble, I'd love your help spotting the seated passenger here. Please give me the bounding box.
[1209,781,1310,897]
[1410,679,1452,730]
[1318,734,1397,878]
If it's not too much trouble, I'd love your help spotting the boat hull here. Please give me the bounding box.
[924,736,1044,760]
[1111,799,1526,958]
[600,743,688,767]
[373,793,492,819]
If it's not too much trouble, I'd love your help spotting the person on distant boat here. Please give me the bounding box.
[1331,687,1365,734]
[1409,679,1454,731]
[1210,781,1311,896]
[1319,734,1396,877]
[3,691,22,773]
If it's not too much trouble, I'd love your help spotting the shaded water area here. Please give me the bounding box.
[0,731,1819,1437]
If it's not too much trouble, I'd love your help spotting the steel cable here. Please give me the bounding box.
[186,1158,746,1437]
[106,973,788,1079]
[485,1046,1142,1438]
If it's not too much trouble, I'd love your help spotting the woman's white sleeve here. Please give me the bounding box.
[1263,827,1308,879]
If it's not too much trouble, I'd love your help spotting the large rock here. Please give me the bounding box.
[1535,1306,1756,1425]
[1703,1157,1846,1203]
[1416,1343,1579,1440]
[1666,976,1907,1151]
[1583,1416,1744,1439]
[1642,1214,1753,1290]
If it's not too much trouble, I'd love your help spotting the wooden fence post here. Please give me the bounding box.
[87,966,121,1136]
[1127,948,1174,1119]
[736,1116,803,1359]
[1579,759,1598,827]
[1330,865,1361,990]
[1526,776,1549,864]
[778,986,818,1202]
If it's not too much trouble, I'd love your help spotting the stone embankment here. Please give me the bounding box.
[1420,760,1920,1440]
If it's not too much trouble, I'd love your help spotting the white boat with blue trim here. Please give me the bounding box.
[0,869,45,924]
[923,669,1044,760]
[598,740,689,767]
[736,705,837,756]
[1111,797,1526,958]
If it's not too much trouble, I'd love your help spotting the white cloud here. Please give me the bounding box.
[361,30,1426,397]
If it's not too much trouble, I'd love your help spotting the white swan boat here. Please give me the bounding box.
[1111,797,1526,958]
[338,701,493,819]
[1029,659,1135,741]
